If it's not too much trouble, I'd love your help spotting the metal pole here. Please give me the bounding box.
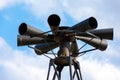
[69,57,73,80]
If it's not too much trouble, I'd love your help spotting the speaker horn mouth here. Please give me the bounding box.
[19,23,27,35]
[47,14,61,26]
[89,17,98,29]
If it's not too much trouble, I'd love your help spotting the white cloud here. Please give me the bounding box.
[105,42,120,58]
[79,58,120,80]
[0,37,49,80]
[0,0,20,10]
[24,0,57,16]
[23,0,68,26]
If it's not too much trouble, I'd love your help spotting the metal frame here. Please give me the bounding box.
[46,57,82,80]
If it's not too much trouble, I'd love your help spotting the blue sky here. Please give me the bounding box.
[0,0,120,80]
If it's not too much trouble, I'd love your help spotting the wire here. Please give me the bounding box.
[78,43,88,51]
[78,48,97,57]
[28,45,52,59]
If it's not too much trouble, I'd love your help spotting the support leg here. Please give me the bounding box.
[47,59,60,80]
[52,61,60,80]
[69,57,73,80]
[75,61,83,80]
[47,59,52,80]
[73,61,80,80]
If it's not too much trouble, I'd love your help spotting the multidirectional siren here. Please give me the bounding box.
[17,14,114,56]
[17,14,114,80]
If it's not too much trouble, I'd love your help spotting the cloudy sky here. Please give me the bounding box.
[0,0,120,80]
